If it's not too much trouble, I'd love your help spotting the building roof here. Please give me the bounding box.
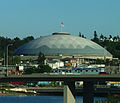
[14,32,112,56]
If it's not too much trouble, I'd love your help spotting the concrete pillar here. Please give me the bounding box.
[64,80,76,97]
[64,85,75,103]
[83,81,94,103]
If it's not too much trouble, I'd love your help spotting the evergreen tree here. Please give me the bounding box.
[79,32,82,37]
[100,34,104,40]
[109,35,112,39]
[38,52,46,65]
[38,65,52,73]
[82,35,84,38]
[92,31,99,43]
[94,31,98,40]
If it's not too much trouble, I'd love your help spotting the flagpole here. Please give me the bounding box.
[61,25,62,32]
[61,22,64,32]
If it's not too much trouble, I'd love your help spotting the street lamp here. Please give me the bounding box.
[6,44,13,76]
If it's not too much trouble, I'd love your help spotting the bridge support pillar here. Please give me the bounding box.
[83,81,94,103]
[64,81,75,103]
[64,85,75,103]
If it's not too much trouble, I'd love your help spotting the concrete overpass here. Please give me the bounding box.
[1,74,120,81]
[1,74,120,103]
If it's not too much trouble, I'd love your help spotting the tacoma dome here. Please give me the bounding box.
[14,32,112,60]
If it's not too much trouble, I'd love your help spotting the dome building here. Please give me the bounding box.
[14,32,112,66]
[14,32,112,59]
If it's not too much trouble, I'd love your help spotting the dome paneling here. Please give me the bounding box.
[14,32,111,56]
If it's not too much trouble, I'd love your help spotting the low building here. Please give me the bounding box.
[47,59,64,69]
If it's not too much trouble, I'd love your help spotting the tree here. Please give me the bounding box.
[79,32,82,37]
[109,35,112,39]
[38,52,46,65]
[37,52,52,73]
[92,31,99,43]
[100,34,104,40]
[24,66,36,74]
[23,36,34,42]
[93,31,98,41]
[24,64,52,74]
[94,31,97,39]
[38,64,52,73]
[82,35,84,38]
[13,55,21,65]
[95,59,105,64]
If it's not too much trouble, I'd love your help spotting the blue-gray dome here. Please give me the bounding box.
[14,32,111,56]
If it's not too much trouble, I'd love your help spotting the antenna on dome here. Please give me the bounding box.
[61,22,64,32]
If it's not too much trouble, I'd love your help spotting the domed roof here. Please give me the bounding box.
[14,32,111,56]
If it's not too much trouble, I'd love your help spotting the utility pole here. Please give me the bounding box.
[6,44,13,76]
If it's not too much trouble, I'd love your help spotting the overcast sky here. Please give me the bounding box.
[0,0,120,39]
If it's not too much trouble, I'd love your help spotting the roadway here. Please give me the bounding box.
[0,74,120,82]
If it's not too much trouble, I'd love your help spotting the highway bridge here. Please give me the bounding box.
[1,74,120,103]
[1,74,120,82]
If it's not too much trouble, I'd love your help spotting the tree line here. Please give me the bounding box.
[91,31,120,59]
[79,31,120,59]
[0,36,34,58]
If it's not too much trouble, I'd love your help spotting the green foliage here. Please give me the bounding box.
[0,36,34,58]
[95,59,105,64]
[91,31,120,59]
[51,81,56,86]
[92,31,99,43]
[95,58,119,66]
[24,52,52,74]
[13,55,21,65]
[24,65,52,74]
[37,52,52,73]
[38,52,46,65]
[107,95,118,103]
[38,64,52,73]
[107,59,119,66]
[24,66,36,74]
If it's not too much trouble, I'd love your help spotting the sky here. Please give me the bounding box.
[0,0,120,39]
